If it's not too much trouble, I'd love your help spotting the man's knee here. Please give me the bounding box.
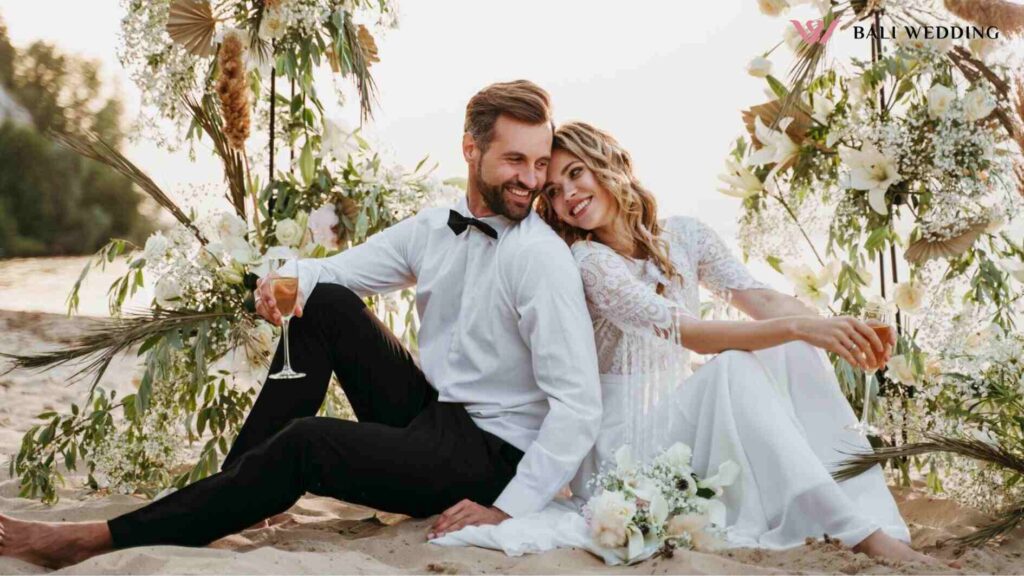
[302,284,366,317]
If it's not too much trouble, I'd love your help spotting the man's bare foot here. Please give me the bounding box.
[853,530,961,569]
[0,513,113,569]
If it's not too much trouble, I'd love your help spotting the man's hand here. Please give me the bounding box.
[427,499,510,540]
[254,275,304,326]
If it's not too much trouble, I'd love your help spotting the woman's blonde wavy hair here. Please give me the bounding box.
[536,121,679,287]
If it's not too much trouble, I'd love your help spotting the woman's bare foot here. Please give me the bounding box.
[0,513,113,568]
[853,530,960,569]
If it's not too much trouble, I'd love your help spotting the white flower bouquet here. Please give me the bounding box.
[584,443,739,564]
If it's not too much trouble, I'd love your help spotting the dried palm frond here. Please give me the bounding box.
[905,220,989,264]
[0,308,233,395]
[780,41,828,121]
[1014,75,1024,156]
[944,0,1024,37]
[834,432,1024,547]
[50,130,208,244]
[356,25,380,66]
[182,93,247,219]
[167,0,218,57]
[743,100,814,146]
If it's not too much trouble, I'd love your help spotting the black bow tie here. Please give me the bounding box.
[447,210,498,239]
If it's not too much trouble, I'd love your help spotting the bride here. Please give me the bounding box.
[434,121,943,566]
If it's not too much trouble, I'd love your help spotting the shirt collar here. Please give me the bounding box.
[454,195,515,237]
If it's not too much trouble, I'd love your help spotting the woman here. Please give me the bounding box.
[435,122,942,566]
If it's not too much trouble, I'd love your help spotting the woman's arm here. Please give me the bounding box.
[676,312,888,371]
[729,288,819,320]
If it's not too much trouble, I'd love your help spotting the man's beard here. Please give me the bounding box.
[472,158,537,221]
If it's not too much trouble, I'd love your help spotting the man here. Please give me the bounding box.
[0,80,602,568]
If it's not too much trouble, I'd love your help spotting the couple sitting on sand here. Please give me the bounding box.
[0,80,944,568]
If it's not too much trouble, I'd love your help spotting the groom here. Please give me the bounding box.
[0,80,603,568]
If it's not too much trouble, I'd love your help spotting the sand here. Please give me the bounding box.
[1,309,1022,574]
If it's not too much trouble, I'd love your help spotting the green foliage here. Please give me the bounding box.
[0,34,153,257]
[0,123,153,257]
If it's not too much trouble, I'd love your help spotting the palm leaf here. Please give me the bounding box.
[339,11,378,121]
[905,220,989,264]
[0,308,233,396]
[834,432,1024,547]
[166,0,218,58]
[49,130,209,245]
[182,92,248,218]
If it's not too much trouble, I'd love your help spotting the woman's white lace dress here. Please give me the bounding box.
[432,216,910,560]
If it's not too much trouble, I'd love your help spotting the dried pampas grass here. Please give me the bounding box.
[217,32,251,151]
[944,0,1024,37]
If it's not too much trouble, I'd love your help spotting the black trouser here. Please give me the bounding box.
[107,284,523,549]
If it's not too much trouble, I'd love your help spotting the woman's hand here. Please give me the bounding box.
[792,316,886,370]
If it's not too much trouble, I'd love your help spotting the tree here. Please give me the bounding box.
[0,18,152,257]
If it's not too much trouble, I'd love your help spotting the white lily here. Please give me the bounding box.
[840,144,902,215]
[749,116,799,167]
[812,95,835,124]
[717,158,763,199]
[782,260,839,308]
[698,460,740,496]
[1001,259,1024,283]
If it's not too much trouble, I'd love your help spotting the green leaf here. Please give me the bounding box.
[766,75,790,100]
[299,140,315,186]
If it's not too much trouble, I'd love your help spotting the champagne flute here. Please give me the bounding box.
[846,301,892,435]
[268,258,305,380]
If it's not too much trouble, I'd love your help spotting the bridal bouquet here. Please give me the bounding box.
[584,443,739,564]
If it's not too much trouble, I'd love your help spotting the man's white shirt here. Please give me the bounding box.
[296,197,602,517]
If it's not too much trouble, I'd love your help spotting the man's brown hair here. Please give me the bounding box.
[464,80,553,152]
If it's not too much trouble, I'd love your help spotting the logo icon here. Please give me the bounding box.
[791,18,840,45]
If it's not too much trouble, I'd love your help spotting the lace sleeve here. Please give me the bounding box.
[572,242,692,336]
[688,218,771,297]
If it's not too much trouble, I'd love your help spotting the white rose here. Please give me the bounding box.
[587,490,636,549]
[746,56,773,78]
[142,232,169,262]
[275,218,305,247]
[887,354,917,386]
[892,281,924,312]
[927,85,956,119]
[154,276,182,309]
[964,87,996,122]
[758,0,789,17]
[216,212,248,241]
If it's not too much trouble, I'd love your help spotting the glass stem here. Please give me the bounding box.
[860,371,874,424]
[282,318,293,370]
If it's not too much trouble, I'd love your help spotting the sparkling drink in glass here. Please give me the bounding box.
[268,259,306,380]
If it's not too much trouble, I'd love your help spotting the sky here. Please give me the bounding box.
[0,0,943,289]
